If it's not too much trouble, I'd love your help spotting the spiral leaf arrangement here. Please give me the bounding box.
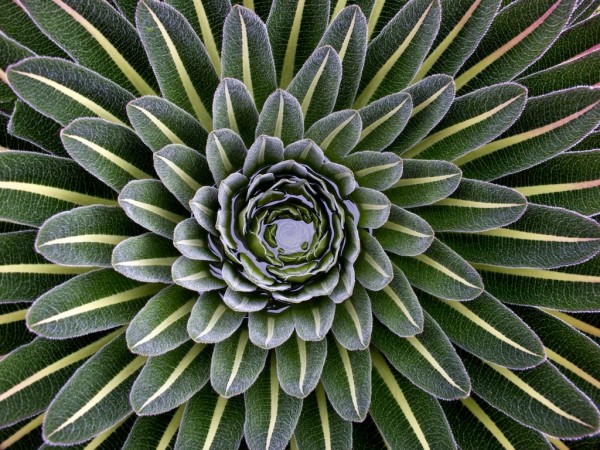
[1,0,600,448]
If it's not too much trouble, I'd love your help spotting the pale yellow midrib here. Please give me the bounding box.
[383,285,419,328]
[130,105,185,145]
[196,304,228,339]
[0,413,45,449]
[301,50,331,116]
[157,405,185,450]
[0,181,117,207]
[226,330,249,393]
[39,234,129,247]
[475,228,600,243]
[132,298,195,348]
[514,179,600,196]
[120,199,184,223]
[156,155,202,191]
[316,383,332,450]
[407,336,465,391]
[342,300,365,346]
[280,0,306,88]
[335,341,360,416]
[545,347,600,389]
[193,0,221,75]
[414,254,480,289]
[265,356,279,449]
[460,397,516,450]
[359,99,408,142]
[0,264,91,275]
[202,396,228,450]
[472,264,600,283]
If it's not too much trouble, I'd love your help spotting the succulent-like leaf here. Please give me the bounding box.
[370,348,456,450]
[0,330,119,428]
[211,328,268,397]
[321,335,371,422]
[188,290,244,343]
[293,297,336,341]
[119,179,187,239]
[62,118,155,192]
[175,384,245,449]
[126,285,195,356]
[7,100,66,156]
[206,128,247,184]
[112,233,179,283]
[127,95,208,152]
[36,206,142,268]
[0,303,34,354]
[423,292,545,368]
[412,178,527,232]
[136,0,218,131]
[331,284,373,350]
[255,90,304,146]
[374,313,471,399]
[154,144,210,210]
[305,109,361,160]
[355,229,393,291]
[0,231,89,302]
[173,218,221,262]
[7,57,134,127]
[393,238,484,301]
[0,151,117,227]
[19,0,158,96]
[403,83,527,161]
[354,0,441,108]
[344,151,403,191]
[276,335,327,398]
[213,77,259,146]
[244,355,303,450]
[248,309,295,349]
[243,135,285,176]
[287,45,342,129]
[27,269,162,338]
[464,355,600,438]
[130,341,211,415]
[43,332,146,445]
[294,383,352,450]
[122,409,182,450]
[222,5,277,109]
[373,205,434,257]
[350,187,391,229]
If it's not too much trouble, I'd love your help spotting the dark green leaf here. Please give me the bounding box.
[8,101,66,157]
[172,256,227,293]
[0,303,34,354]
[355,229,393,291]
[276,335,327,398]
[173,218,221,262]
[213,77,259,146]
[331,284,372,350]
[243,135,285,176]
[255,90,303,146]
[206,128,247,184]
[248,309,295,349]
[122,410,183,450]
[373,205,434,257]
[350,187,391,229]
[187,290,244,343]
[293,297,335,341]
[344,150,402,191]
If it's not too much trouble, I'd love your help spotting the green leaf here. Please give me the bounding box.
[497,150,600,216]
[173,218,221,262]
[130,341,211,415]
[112,232,178,283]
[119,179,187,239]
[423,291,545,368]
[370,348,457,450]
[122,409,183,450]
[321,335,371,422]
[222,5,277,109]
[354,0,441,108]
[455,87,600,180]
[127,95,208,152]
[442,204,600,269]
[43,333,146,445]
[267,0,330,89]
[293,297,336,341]
[385,159,462,208]
[244,354,303,450]
[455,0,574,92]
[19,0,158,96]
[126,285,195,356]
[190,186,219,235]
[27,269,162,338]
[136,0,218,131]
[0,151,117,227]
[403,83,527,161]
[243,135,285,176]
[0,231,89,303]
[442,395,552,450]
[474,255,600,311]
[413,0,501,80]
[223,288,269,312]
[175,384,245,450]
[370,264,424,337]
[287,45,342,129]
[154,144,211,210]
[517,307,600,404]
[0,303,34,354]
[570,0,600,24]
[318,5,368,110]
[355,92,411,152]
[0,330,119,427]
[306,109,361,161]
[373,205,434,257]
[389,74,455,155]
[294,383,352,450]
[350,187,391,229]
[248,309,295,349]
[211,328,268,397]
[393,238,483,300]
[172,256,227,293]
[464,355,600,438]
[344,151,402,191]
[62,118,155,192]
[331,284,372,350]
[213,77,259,146]
[255,90,304,146]
[373,313,471,399]
[276,335,327,398]
[412,178,527,232]
[7,57,134,127]
[0,414,48,449]
[355,229,393,291]
[187,290,244,343]
[36,205,142,268]
[7,100,66,157]
[206,128,247,185]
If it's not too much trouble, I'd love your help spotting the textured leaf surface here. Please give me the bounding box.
[213,77,259,146]
[188,291,244,343]
[373,205,434,257]
[276,335,327,398]
[255,90,304,145]
[331,284,373,350]
[355,230,393,291]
